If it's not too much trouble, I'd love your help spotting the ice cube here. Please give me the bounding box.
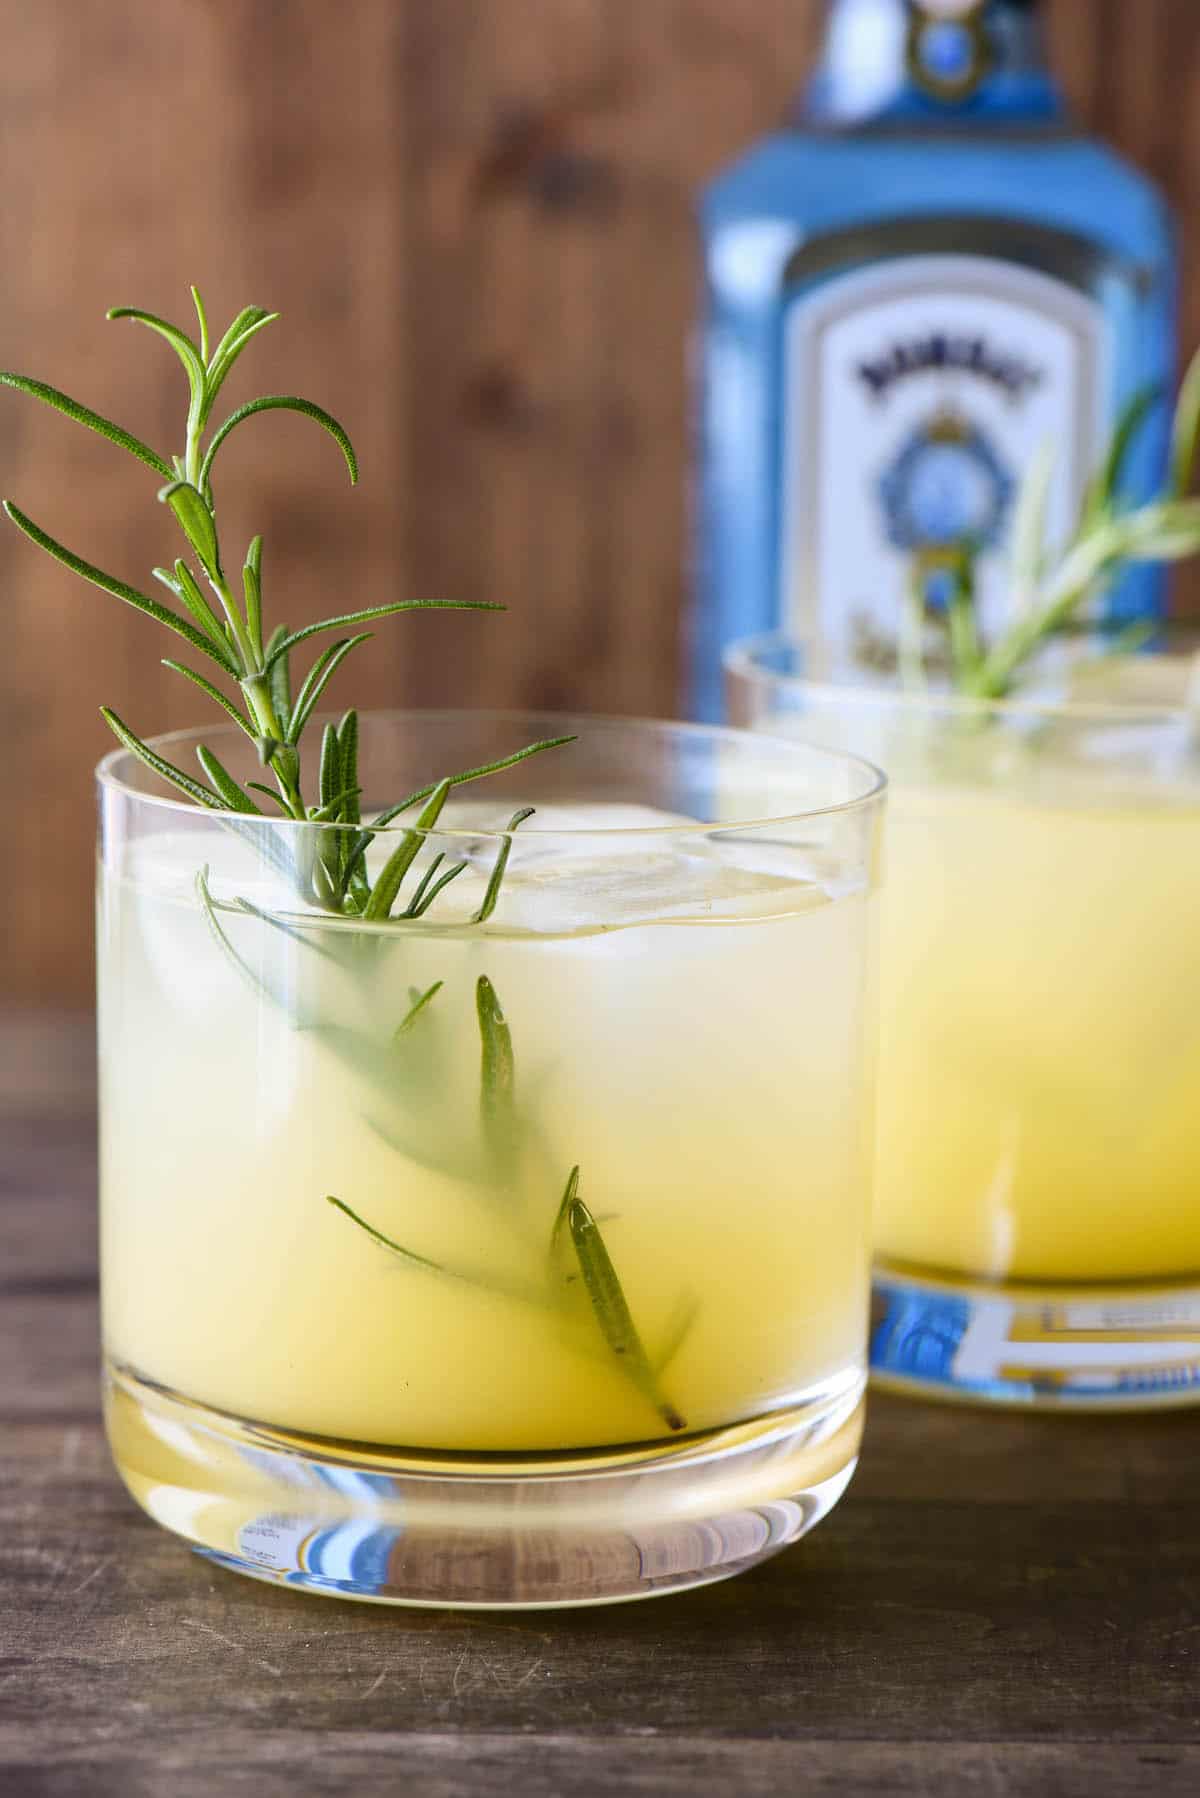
[116,805,822,962]
[419,802,820,935]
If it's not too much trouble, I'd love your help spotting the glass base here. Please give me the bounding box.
[104,1362,865,1609]
[871,1262,1200,1410]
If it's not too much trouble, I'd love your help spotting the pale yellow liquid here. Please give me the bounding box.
[99,818,875,1453]
[876,778,1200,1283]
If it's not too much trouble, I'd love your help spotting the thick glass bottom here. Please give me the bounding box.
[871,1262,1200,1410]
[104,1362,865,1608]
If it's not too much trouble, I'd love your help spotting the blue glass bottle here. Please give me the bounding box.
[693,0,1176,719]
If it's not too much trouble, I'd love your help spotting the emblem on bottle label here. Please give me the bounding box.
[907,0,991,101]
[780,254,1109,660]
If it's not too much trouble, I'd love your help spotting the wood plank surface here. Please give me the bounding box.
[1,1014,1198,1797]
[1,1,1199,1004]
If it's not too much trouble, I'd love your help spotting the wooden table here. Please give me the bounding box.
[3,1014,1197,1797]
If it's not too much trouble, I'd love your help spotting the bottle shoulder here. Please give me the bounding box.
[703,129,1174,264]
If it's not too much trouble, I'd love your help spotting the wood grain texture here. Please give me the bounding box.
[1,0,1199,1003]
[1,1015,1199,1798]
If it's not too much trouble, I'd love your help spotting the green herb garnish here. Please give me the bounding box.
[1,290,569,920]
[906,346,1200,700]
[3,291,687,1438]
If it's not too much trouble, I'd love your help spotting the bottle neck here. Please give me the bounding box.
[805,0,1063,128]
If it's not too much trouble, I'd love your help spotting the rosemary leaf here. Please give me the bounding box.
[395,981,444,1038]
[946,554,982,686]
[243,536,264,662]
[201,395,359,493]
[264,622,293,722]
[159,480,221,581]
[362,779,452,922]
[311,725,345,907]
[319,722,342,814]
[548,1164,581,1267]
[341,736,575,893]
[191,286,210,363]
[405,859,468,918]
[207,305,267,370]
[161,661,256,738]
[0,372,173,478]
[566,1187,686,1434]
[309,784,363,823]
[107,306,207,440]
[102,709,230,811]
[476,974,515,1162]
[263,601,504,672]
[1088,383,1161,519]
[151,564,183,596]
[403,851,445,915]
[472,807,536,924]
[197,745,263,813]
[327,1196,461,1280]
[207,306,273,370]
[337,710,360,830]
[245,781,294,814]
[288,635,372,744]
[204,308,280,411]
[328,1196,545,1305]
[332,712,360,887]
[168,559,234,658]
[3,502,237,674]
[369,738,576,831]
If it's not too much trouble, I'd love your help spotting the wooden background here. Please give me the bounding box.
[2,0,1199,1004]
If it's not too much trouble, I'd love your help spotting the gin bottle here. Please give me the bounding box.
[693,0,1176,717]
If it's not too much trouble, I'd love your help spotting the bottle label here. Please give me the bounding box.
[872,1278,1200,1401]
[780,253,1109,661]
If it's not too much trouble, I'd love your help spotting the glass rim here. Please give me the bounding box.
[95,705,888,838]
[724,631,1200,726]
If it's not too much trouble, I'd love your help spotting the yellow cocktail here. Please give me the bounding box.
[98,712,884,1602]
[878,772,1200,1283]
[729,638,1200,1408]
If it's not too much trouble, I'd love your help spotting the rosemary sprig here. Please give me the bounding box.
[332,1149,692,1430]
[914,346,1200,701]
[1,290,568,920]
[332,982,693,1430]
[9,289,696,1441]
